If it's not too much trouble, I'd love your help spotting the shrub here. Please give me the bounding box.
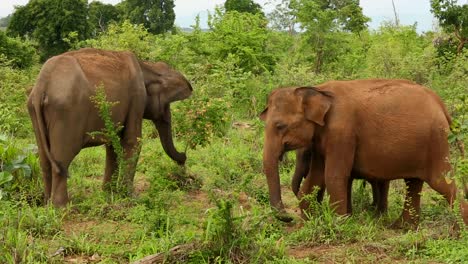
[0,31,38,69]
[81,20,152,60]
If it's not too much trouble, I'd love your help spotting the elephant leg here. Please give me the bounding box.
[371,180,389,214]
[49,145,80,207]
[393,178,423,228]
[377,181,389,214]
[425,131,468,224]
[347,178,354,214]
[103,145,117,191]
[324,140,355,216]
[48,115,83,207]
[298,153,325,219]
[292,148,313,197]
[119,110,143,193]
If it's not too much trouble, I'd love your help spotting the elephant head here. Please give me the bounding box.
[139,61,193,165]
[260,87,333,221]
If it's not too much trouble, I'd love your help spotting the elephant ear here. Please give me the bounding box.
[259,107,268,121]
[295,87,333,126]
[259,89,281,121]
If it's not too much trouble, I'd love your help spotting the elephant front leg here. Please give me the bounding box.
[298,154,325,219]
[324,141,355,216]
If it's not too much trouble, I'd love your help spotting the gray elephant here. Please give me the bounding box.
[27,48,192,206]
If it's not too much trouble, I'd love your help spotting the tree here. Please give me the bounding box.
[7,0,90,59]
[431,0,467,54]
[88,1,122,36]
[0,15,12,28]
[290,0,369,72]
[224,0,264,16]
[119,0,175,34]
[209,9,273,73]
[267,0,297,34]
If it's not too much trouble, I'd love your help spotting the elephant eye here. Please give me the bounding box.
[275,122,287,131]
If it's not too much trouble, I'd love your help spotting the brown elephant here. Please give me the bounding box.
[260,79,468,226]
[292,148,389,218]
[27,48,192,206]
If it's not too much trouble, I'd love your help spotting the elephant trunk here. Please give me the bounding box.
[291,148,312,197]
[154,107,186,165]
[263,140,293,222]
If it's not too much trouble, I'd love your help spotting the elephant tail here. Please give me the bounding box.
[31,89,61,175]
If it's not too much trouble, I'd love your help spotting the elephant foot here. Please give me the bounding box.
[274,209,294,223]
[390,216,419,230]
[52,195,69,208]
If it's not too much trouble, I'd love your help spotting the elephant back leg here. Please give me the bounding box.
[103,145,117,190]
[424,127,468,224]
[48,113,84,207]
[392,178,423,228]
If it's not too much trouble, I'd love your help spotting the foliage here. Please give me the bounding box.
[88,1,122,36]
[0,14,12,28]
[431,0,467,54]
[89,86,131,196]
[7,0,90,59]
[225,0,265,16]
[119,0,175,34]
[209,9,274,73]
[291,0,370,72]
[81,20,152,60]
[0,30,38,69]
[363,24,435,83]
[0,135,41,202]
[173,88,231,149]
[0,65,36,137]
[267,0,297,34]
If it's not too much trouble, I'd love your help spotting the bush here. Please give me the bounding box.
[0,30,38,69]
[81,20,152,60]
[173,88,231,149]
[363,24,434,83]
[0,65,37,137]
[208,9,274,73]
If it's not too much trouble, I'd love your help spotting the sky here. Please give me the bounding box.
[1,0,466,32]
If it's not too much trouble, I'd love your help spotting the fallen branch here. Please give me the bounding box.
[132,243,196,264]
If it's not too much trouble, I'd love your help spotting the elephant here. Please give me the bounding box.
[27,48,192,207]
[260,79,468,226]
[292,148,389,218]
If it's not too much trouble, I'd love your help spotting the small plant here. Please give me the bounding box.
[0,134,41,202]
[173,89,231,149]
[89,85,136,197]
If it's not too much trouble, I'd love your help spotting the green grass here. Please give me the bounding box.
[1,124,467,263]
